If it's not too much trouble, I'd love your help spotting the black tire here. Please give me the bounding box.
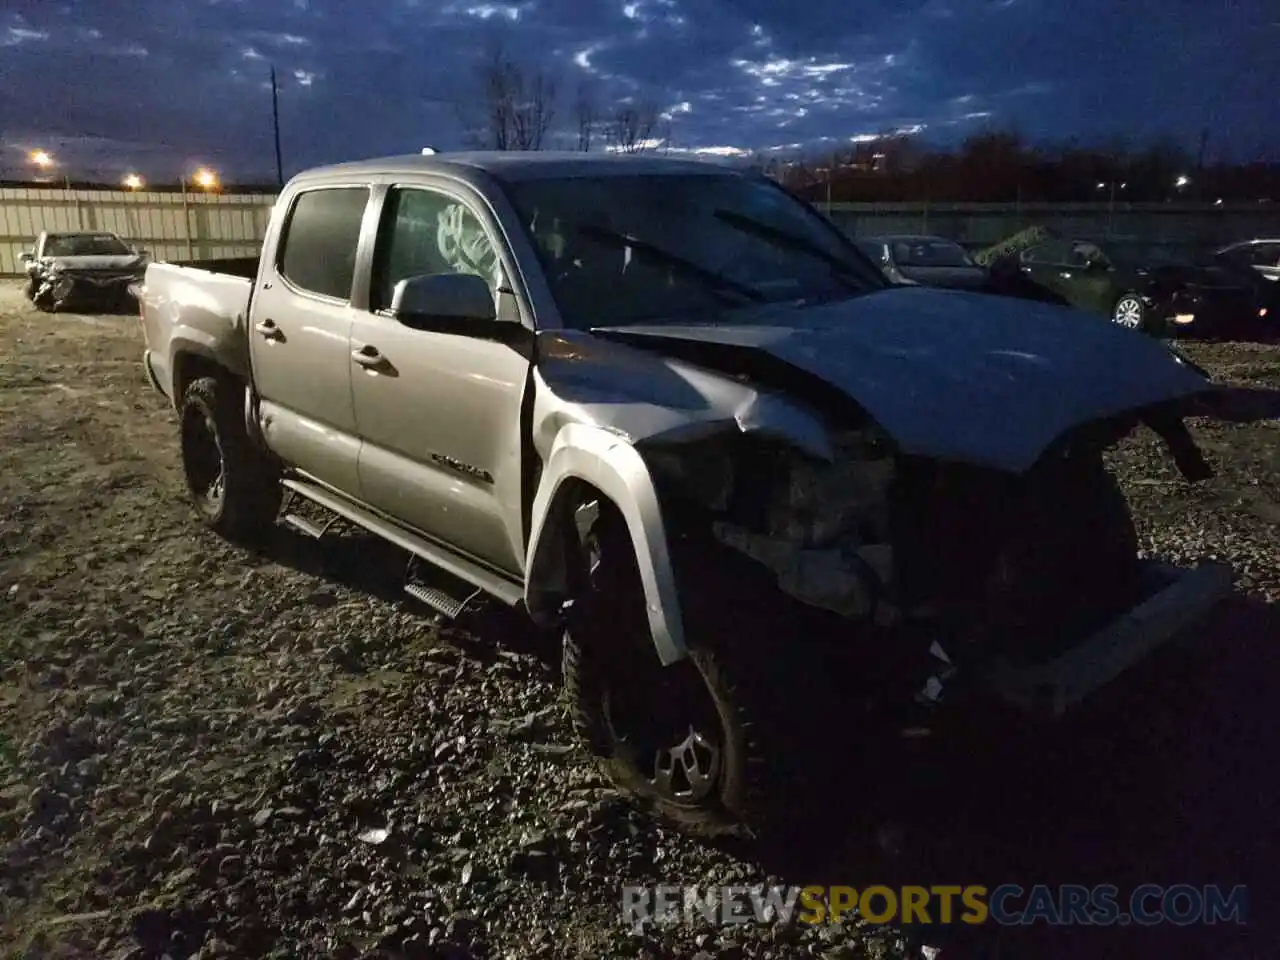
[562,500,772,839]
[1111,292,1147,331]
[22,277,37,301]
[179,376,281,543]
[33,290,56,313]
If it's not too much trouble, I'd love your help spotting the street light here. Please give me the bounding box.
[1097,180,1127,235]
[192,167,219,190]
[1175,175,1190,189]
[123,173,144,190]
[29,149,54,169]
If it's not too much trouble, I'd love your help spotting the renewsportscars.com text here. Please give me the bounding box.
[621,883,1249,929]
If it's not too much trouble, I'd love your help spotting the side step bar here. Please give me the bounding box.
[281,512,328,539]
[280,477,525,610]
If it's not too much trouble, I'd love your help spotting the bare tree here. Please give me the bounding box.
[463,40,557,150]
[573,81,597,152]
[605,101,661,154]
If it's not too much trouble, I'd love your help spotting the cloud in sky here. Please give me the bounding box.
[0,0,1276,181]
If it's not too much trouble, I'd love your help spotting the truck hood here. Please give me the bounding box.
[43,254,144,272]
[591,286,1212,473]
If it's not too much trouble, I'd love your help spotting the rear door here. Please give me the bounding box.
[249,184,375,495]
[1250,242,1280,283]
[348,181,532,577]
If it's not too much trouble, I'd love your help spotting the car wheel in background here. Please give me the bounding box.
[1111,293,1147,331]
[179,375,282,544]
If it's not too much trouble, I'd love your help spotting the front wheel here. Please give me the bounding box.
[561,501,771,838]
[179,376,281,544]
[1111,292,1147,331]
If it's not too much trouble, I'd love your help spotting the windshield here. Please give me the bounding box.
[43,233,131,257]
[500,173,884,329]
[891,239,975,268]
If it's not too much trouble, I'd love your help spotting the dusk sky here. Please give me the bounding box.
[2,0,1278,182]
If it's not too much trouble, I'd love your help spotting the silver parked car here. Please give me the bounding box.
[855,234,989,291]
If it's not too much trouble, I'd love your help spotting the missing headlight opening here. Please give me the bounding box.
[652,429,901,625]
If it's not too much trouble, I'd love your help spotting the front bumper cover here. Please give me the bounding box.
[979,560,1234,717]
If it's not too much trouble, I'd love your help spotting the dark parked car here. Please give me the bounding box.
[1212,238,1280,284]
[1017,237,1266,338]
[1210,239,1280,320]
[855,235,989,291]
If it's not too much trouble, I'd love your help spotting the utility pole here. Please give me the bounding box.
[1196,127,1209,202]
[271,65,284,187]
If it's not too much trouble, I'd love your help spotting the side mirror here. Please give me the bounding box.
[390,273,496,327]
[18,252,32,264]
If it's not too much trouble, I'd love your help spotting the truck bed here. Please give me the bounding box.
[165,256,260,280]
[139,260,256,407]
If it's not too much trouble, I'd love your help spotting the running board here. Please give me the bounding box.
[281,512,327,539]
[279,477,525,607]
[405,582,473,619]
[403,554,482,620]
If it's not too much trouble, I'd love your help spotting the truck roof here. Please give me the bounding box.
[291,150,740,185]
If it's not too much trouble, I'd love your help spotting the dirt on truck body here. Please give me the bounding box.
[136,149,1241,839]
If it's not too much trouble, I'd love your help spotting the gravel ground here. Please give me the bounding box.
[1,281,1278,960]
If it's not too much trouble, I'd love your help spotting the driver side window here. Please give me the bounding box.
[371,187,503,313]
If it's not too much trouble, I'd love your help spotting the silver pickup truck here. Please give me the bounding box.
[139,151,1233,838]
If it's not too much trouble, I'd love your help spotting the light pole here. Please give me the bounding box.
[180,167,220,261]
[1096,180,1127,236]
[815,166,833,214]
[29,149,69,188]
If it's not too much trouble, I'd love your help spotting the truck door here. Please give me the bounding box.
[348,183,531,578]
[249,185,372,495]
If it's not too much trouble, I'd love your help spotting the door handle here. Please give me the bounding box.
[254,319,283,340]
[351,345,386,368]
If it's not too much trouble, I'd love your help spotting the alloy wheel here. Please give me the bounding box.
[1112,296,1143,329]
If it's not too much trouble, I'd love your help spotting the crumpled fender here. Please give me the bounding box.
[524,421,687,665]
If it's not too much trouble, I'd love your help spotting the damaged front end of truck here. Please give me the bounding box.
[637,391,1232,723]
[528,287,1240,837]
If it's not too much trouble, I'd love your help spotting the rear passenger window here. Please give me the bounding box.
[277,187,369,300]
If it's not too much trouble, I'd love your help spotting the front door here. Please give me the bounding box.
[1063,242,1121,314]
[348,183,531,577]
[1020,240,1080,305]
[249,185,372,494]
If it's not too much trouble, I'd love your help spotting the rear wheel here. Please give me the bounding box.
[1111,293,1146,331]
[562,500,772,838]
[179,376,281,544]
